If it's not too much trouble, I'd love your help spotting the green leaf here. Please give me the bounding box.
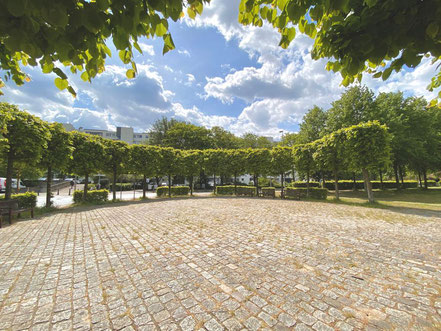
[133,41,143,54]
[126,69,136,79]
[155,21,168,37]
[364,0,377,8]
[54,78,68,90]
[426,22,439,39]
[80,71,89,82]
[195,2,203,15]
[382,67,392,80]
[187,7,196,19]
[6,0,27,17]
[286,27,296,42]
[373,71,382,78]
[67,86,77,97]
[42,62,54,74]
[53,68,67,80]
[277,0,288,11]
[162,34,175,55]
[96,0,109,10]
[118,50,132,64]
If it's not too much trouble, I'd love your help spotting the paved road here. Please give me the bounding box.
[36,186,211,208]
[1,198,440,330]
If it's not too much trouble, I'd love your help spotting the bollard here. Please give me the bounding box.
[57,189,60,195]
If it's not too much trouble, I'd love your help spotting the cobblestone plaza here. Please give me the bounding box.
[1,198,440,330]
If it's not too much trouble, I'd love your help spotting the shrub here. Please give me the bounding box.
[324,180,424,190]
[10,192,37,208]
[156,186,190,197]
[286,187,328,200]
[73,189,109,204]
[290,181,320,188]
[216,185,256,196]
[261,187,275,198]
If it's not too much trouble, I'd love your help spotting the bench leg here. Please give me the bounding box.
[31,208,34,218]
[17,212,21,219]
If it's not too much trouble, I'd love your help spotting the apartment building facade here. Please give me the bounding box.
[62,124,148,145]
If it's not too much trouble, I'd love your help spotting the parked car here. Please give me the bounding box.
[0,178,26,192]
[78,177,93,184]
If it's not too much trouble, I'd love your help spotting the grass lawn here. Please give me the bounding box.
[327,187,441,213]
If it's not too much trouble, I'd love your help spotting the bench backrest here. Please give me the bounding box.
[0,200,19,210]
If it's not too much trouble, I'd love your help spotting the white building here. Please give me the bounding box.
[61,124,148,145]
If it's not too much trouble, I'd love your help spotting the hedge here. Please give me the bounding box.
[261,187,275,198]
[286,187,328,200]
[7,192,38,208]
[216,185,257,196]
[156,186,190,197]
[289,181,320,188]
[73,189,109,204]
[323,180,435,190]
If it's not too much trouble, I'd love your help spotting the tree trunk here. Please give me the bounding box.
[213,174,216,194]
[234,173,237,195]
[281,173,285,198]
[393,162,400,190]
[133,177,136,200]
[255,174,258,195]
[418,171,422,188]
[379,169,384,190]
[321,171,325,189]
[292,167,296,182]
[334,170,339,200]
[362,169,374,203]
[112,168,117,201]
[84,173,89,199]
[16,171,21,194]
[5,151,14,200]
[399,165,405,189]
[168,174,172,197]
[142,174,146,198]
[189,176,193,195]
[46,166,52,208]
[423,169,428,189]
[352,173,357,191]
[306,170,310,197]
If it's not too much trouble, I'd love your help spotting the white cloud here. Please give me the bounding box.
[363,57,439,101]
[138,42,155,56]
[172,103,235,129]
[190,0,439,136]
[185,73,196,86]
[178,49,191,57]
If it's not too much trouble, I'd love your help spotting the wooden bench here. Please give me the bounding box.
[0,200,34,228]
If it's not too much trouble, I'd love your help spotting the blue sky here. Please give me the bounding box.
[1,0,439,138]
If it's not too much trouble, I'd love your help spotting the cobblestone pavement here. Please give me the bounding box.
[1,198,441,330]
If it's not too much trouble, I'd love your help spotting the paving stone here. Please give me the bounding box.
[0,198,439,330]
[180,316,196,331]
[278,312,296,327]
[205,318,225,331]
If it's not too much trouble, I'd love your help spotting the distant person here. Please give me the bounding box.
[70,180,74,188]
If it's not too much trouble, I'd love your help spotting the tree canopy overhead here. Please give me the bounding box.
[0,0,210,96]
[239,0,441,106]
